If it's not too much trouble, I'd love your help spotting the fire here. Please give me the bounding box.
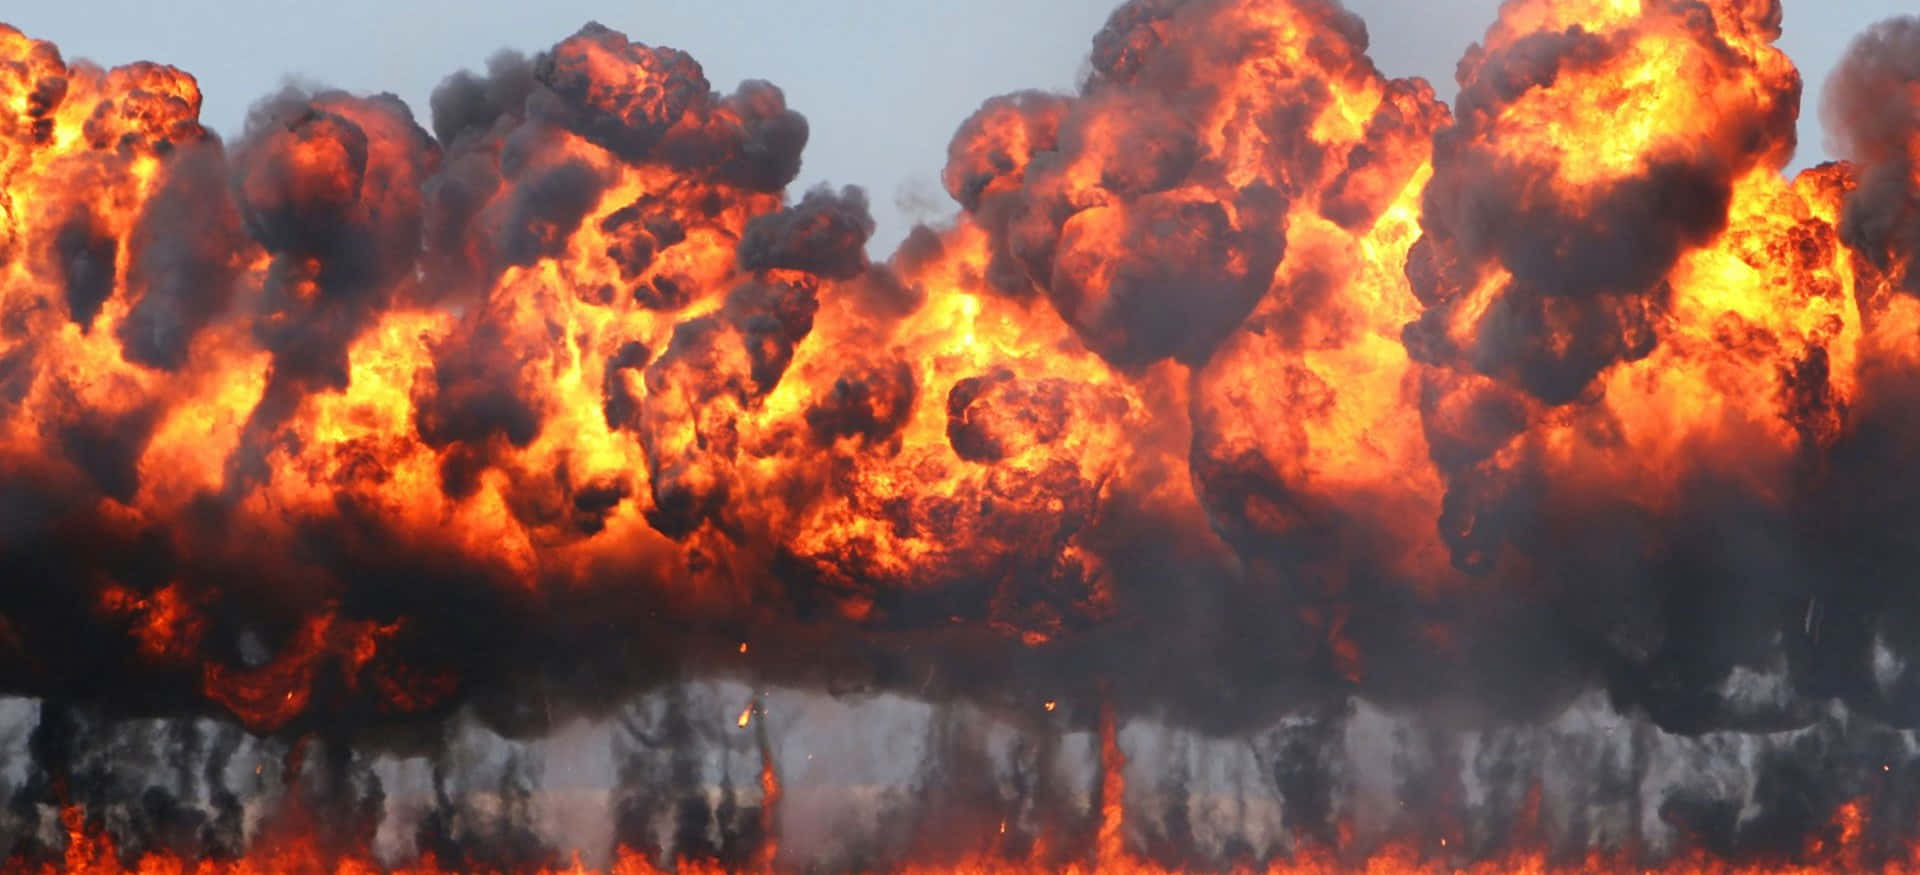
[11,742,1914,875]
[11,0,1920,870]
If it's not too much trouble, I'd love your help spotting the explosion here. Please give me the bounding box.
[8,0,1920,870]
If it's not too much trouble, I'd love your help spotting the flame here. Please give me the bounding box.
[13,744,1909,875]
[12,0,1920,870]
[1095,700,1127,868]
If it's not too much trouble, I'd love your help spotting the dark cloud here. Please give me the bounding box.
[737,185,874,280]
[1825,16,1920,297]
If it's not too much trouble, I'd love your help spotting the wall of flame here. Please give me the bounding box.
[9,0,1920,866]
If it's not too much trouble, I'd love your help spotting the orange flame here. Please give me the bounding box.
[9,0,1920,871]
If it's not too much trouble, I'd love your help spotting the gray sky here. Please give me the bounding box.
[6,1,1908,253]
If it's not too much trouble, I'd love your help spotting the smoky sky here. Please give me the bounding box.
[1,0,1895,255]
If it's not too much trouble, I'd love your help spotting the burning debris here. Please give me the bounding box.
[8,0,1920,870]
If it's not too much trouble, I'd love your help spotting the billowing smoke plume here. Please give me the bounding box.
[11,0,1920,870]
